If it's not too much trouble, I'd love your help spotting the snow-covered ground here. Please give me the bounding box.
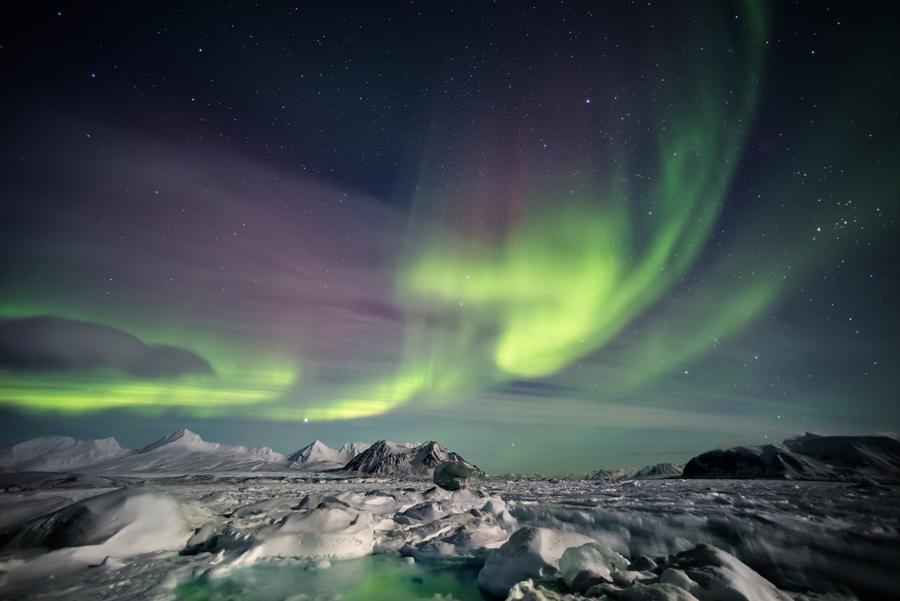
[0,472,896,600]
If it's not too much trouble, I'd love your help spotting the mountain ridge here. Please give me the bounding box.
[683,433,900,482]
[0,430,449,476]
[343,439,469,475]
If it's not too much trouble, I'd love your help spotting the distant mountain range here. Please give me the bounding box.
[5,429,897,482]
[584,433,900,483]
[587,463,685,482]
[0,429,470,477]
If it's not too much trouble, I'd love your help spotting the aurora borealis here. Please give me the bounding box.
[1,1,898,473]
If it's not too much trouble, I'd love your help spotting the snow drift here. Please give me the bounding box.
[0,488,191,592]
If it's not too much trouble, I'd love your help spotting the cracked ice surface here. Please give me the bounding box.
[0,474,896,600]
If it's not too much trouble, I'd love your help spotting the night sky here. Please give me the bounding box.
[1,1,898,474]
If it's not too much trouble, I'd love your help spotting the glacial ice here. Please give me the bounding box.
[0,466,898,599]
[434,459,485,490]
[558,541,630,588]
[476,526,595,597]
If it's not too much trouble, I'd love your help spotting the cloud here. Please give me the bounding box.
[0,316,213,378]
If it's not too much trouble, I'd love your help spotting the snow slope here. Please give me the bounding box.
[0,488,192,593]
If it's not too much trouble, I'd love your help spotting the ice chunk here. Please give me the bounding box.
[659,567,698,592]
[590,582,700,601]
[506,578,580,600]
[477,526,593,597]
[558,541,629,588]
[395,501,447,524]
[669,543,792,601]
[629,555,658,571]
[433,459,484,490]
[251,504,376,560]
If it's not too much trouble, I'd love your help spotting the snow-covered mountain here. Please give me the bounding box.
[337,441,370,462]
[91,428,287,473]
[0,436,130,472]
[287,440,341,467]
[683,443,833,480]
[633,463,684,479]
[586,468,634,482]
[585,463,682,482]
[683,433,900,482]
[0,429,287,474]
[342,440,467,476]
[783,432,900,474]
[137,427,223,454]
[248,446,286,462]
[286,440,370,469]
[0,430,380,475]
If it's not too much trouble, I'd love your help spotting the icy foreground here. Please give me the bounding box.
[0,472,897,600]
